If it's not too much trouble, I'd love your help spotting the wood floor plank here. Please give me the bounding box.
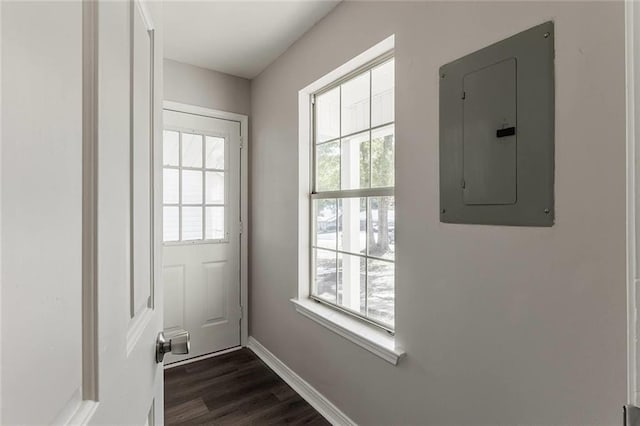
[164,348,330,426]
[165,397,210,424]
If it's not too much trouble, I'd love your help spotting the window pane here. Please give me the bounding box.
[371,124,394,188]
[367,258,394,327]
[341,72,370,136]
[340,132,370,190]
[163,168,179,204]
[163,130,179,167]
[337,252,366,314]
[163,206,179,242]
[314,248,337,303]
[371,59,394,127]
[205,206,224,239]
[182,170,202,204]
[316,87,340,143]
[205,171,224,204]
[338,197,366,255]
[368,196,394,260]
[314,199,337,250]
[182,206,202,240]
[206,136,225,169]
[316,141,340,191]
[182,133,202,167]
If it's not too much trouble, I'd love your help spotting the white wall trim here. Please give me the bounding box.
[163,346,242,370]
[291,298,405,365]
[247,337,357,426]
[161,100,249,346]
[51,389,99,426]
[164,100,248,125]
[627,0,638,406]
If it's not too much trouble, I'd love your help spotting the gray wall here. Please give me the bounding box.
[164,58,250,115]
[249,1,626,424]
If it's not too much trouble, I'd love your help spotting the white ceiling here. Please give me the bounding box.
[163,1,341,79]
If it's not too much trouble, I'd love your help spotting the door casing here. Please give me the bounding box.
[162,100,249,350]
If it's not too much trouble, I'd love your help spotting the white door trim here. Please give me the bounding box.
[162,100,249,346]
[627,0,638,406]
[0,0,4,421]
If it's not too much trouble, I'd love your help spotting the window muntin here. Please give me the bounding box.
[311,55,395,330]
[162,129,227,243]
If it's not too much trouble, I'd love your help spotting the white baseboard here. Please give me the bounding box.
[247,336,356,426]
[163,346,242,370]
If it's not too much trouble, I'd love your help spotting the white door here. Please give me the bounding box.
[162,109,242,364]
[1,1,167,424]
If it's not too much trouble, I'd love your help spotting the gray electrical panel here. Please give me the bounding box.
[439,21,555,226]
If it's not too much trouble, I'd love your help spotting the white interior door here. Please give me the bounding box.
[162,109,242,364]
[90,1,165,424]
[1,0,166,424]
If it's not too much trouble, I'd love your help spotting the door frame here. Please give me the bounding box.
[161,100,249,348]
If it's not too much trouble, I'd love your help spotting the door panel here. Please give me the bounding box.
[164,265,186,330]
[163,110,241,363]
[204,261,228,323]
[1,2,84,423]
[131,0,153,319]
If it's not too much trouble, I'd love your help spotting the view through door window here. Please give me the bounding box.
[163,130,227,243]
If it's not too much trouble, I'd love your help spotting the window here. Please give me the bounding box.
[311,55,395,330]
[162,129,227,243]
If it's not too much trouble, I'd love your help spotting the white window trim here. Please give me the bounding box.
[291,298,405,365]
[294,35,405,365]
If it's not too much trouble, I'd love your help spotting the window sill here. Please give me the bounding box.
[290,298,406,365]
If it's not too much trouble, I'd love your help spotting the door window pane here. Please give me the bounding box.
[164,124,233,243]
[163,168,179,204]
[314,248,337,303]
[314,199,337,250]
[205,171,224,204]
[316,87,340,143]
[316,141,340,191]
[341,72,370,136]
[163,206,179,242]
[371,59,394,126]
[205,206,224,240]
[182,170,202,204]
[371,124,394,188]
[163,130,179,166]
[182,133,202,167]
[206,136,225,169]
[182,206,202,240]
[340,132,370,190]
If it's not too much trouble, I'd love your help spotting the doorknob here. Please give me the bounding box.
[156,331,190,363]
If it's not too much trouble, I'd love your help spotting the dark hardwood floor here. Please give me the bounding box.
[164,348,331,425]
